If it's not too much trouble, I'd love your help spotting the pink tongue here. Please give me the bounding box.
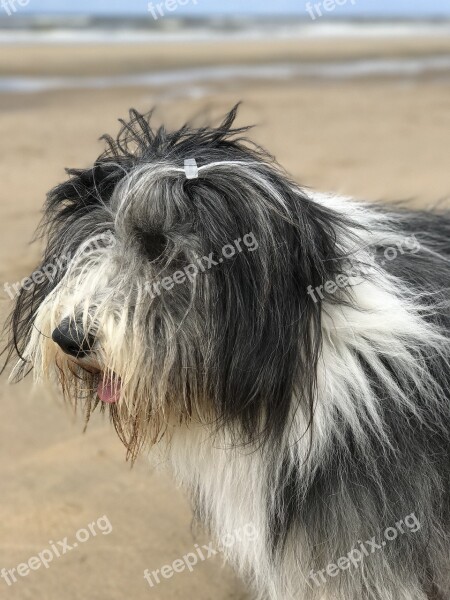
[97,378,121,404]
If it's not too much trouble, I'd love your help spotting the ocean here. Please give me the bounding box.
[1,16,450,95]
[1,15,450,44]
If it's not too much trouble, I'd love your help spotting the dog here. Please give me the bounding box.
[3,106,449,599]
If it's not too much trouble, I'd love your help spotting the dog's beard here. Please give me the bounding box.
[14,243,205,460]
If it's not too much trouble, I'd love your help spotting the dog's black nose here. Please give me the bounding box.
[52,318,95,358]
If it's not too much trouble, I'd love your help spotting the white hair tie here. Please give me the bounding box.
[184,158,199,180]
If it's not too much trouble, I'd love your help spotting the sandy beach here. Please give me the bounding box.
[1,35,450,599]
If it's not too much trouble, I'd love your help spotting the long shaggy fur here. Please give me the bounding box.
[3,106,449,599]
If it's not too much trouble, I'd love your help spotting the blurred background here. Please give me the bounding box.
[1,1,450,598]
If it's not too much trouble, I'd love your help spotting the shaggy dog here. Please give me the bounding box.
[3,107,449,599]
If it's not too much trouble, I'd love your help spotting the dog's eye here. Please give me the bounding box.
[138,232,168,262]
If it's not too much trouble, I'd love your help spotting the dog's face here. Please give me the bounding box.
[4,107,347,458]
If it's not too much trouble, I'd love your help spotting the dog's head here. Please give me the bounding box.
[3,106,349,459]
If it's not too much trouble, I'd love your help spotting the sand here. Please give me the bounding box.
[0,36,449,600]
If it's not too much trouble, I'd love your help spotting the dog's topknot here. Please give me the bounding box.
[46,104,271,216]
[101,103,254,161]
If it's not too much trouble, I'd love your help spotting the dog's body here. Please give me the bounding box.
[4,108,449,599]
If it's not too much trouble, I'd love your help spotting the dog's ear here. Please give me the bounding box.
[205,172,352,449]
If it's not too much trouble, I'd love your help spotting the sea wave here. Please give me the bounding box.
[0,21,450,45]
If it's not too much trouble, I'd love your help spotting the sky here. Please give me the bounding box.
[15,0,450,18]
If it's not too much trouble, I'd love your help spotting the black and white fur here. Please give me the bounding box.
[3,107,449,599]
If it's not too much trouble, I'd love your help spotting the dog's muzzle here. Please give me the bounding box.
[52,318,95,358]
[52,318,120,404]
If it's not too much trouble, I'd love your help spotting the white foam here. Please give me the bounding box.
[1,21,450,45]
